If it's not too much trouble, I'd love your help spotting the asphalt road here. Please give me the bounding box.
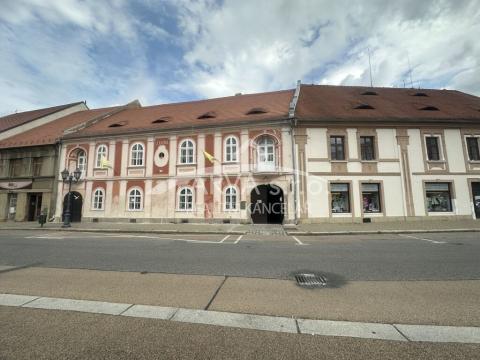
[0,230,479,281]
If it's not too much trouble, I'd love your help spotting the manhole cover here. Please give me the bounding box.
[294,273,327,288]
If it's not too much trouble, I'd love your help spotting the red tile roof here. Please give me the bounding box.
[0,106,122,149]
[0,102,84,133]
[295,85,480,123]
[63,90,294,139]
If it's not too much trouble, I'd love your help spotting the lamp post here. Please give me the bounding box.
[61,168,82,228]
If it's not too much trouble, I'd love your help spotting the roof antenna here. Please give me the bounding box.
[368,47,373,87]
[407,54,414,88]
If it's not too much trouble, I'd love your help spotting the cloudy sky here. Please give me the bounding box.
[1,0,479,114]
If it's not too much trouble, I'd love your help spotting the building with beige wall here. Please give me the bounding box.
[0,103,137,221]
[294,84,480,223]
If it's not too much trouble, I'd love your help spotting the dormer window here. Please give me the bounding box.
[246,107,268,115]
[152,117,170,124]
[354,103,375,110]
[197,111,216,119]
[108,121,127,128]
[420,106,439,111]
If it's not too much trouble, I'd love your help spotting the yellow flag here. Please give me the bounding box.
[100,157,112,169]
[203,151,217,163]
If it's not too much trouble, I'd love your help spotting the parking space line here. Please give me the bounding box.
[234,235,243,244]
[398,234,446,244]
[219,235,230,243]
[292,236,308,246]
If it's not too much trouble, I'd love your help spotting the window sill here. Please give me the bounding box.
[223,161,239,165]
[91,208,105,211]
[176,209,194,212]
[223,209,239,212]
[360,160,378,163]
[127,209,144,212]
[177,163,197,167]
[330,160,348,163]
[426,160,446,164]
[332,212,352,215]
[468,160,480,164]
[127,166,145,169]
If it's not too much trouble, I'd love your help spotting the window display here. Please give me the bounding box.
[331,183,350,213]
[362,183,381,213]
[425,182,452,212]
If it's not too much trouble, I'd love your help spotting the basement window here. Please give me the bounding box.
[420,106,439,111]
[197,111,217,119]
[413,92,428,97]
[354,103,375,110]
[246,107,268,115]
[361,91,378,96]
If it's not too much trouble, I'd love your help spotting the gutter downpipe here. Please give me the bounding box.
[289,80,301,224]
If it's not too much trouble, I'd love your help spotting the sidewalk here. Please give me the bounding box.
[1,266,479,327]
[1,218,480,235]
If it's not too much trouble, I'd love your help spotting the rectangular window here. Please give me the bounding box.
[360,136,375,160]
[466,137,480,161]
[425,182,452,212]
[362,183,381,213]
[426,136,440,161]
[331,183,350,213]
[9,159,24,177]
[330,136,345,160]
[32,157,43,177]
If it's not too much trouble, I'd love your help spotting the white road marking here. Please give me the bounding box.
[398,234,446,244]
[25,236,65,239]
[1,292,478,343]
[234,235,243,244]
[219,235,230,243]
[292,236,308,246]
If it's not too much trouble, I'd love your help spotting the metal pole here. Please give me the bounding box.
[62,176,72,228]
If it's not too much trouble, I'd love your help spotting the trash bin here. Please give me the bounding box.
[38,213,47,227]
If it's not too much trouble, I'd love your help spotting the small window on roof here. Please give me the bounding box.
[413,92,428,97]
[361,91,378,96]
[197,111,216,119]
[152,117,170,124]
[354,103,375,110]
[246,107,268,115]
[108,121,127,128]
[420,105,439,111]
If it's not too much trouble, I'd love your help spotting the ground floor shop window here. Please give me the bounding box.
[362,183,381,213]
[425,182,452,212]
[331,183,350,213]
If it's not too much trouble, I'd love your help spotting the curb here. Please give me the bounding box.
[286,228,480,236]
[0,227,246,235]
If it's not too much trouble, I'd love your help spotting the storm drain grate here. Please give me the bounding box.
[294,273,327,288]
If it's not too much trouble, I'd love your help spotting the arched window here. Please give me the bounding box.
[95,145,108,168]
[224,186,237,211]
[128,188,143,210]
[76,150,87,175]
[130,143,144,166]
[179,140,195,164]
[256,135,276,171]
[92,188,104,210]
[178,187,194,210]
[225,136,238,162]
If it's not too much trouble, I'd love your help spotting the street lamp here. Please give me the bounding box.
[61,168,82,228]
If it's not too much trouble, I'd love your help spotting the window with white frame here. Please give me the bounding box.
[178,187,194,210]
[225,136,238,162]
[92,188,105,210]
[130,143,144,166]
[256,135,276,171]
[77,150,87,175]
[179,140,195,164]
[466,137,480,161]
[425,136,441,161]
[95,145,108,168]
[128,188,143,210]
[224,186,237,210]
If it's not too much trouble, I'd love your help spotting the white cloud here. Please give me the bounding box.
[174,0,480,97]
